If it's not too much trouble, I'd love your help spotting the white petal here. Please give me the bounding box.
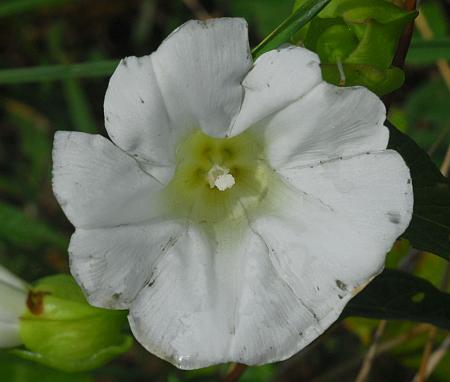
[0,267,27,348]
[69,219,187,309]
[0,267,27,323]
[0,282,27,322]
[0,264,27,291]
[235,153,412,363]
[230,46,322,136]
[104,55,174,183]
[124,148,412,368]
[258,82,387,169]
[0,322,22,348]
[128,223,221,369]
[278,150,413,241]
[52,132,165,229]
[129,217,287,369]
[151,18,252,137]
[126,216,353,369]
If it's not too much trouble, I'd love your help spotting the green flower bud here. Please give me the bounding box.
[292,0,417,95]
[13,274,132,372]
[316,24,358,63]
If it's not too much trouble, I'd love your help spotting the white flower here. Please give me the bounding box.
[52,18,413,369]
[0,265,28,348]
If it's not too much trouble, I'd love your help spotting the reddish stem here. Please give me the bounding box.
[222,364,248,382]
[392,0,418,68]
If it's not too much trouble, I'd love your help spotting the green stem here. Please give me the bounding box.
[0,0,74,17]
[0,60,119,84]
[251,0,330,58]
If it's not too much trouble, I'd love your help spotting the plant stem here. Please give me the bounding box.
[222,363,248,382]
[0,60,118,84]
[181,0,211,20]
[354,320,387,382]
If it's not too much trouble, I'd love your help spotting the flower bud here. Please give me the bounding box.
[7,273,132,372]
[292,0,417,94]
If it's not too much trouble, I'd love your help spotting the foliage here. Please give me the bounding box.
[343,269,450,328]
[0,352,92,382]
[387,122,450,259]
[292,0,417,95]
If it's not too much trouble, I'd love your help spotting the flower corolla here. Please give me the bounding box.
[0,264,28,348]
[52,18,413,369]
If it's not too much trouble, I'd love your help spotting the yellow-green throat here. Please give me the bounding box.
[164,129,276,224]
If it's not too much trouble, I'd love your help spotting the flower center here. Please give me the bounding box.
[207,164,235,191]
[164,129,275,224]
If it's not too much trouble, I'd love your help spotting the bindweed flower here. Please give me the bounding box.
[52,18,413,369]
[0,265,28,348]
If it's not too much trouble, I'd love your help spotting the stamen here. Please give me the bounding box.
[337,57,346,86]
[207,164,235,191]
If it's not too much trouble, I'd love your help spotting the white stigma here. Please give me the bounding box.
[207,164,235,191]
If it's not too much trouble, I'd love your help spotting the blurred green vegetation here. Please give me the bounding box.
[0,0,449,381]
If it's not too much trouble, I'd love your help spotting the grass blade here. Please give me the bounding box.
[0,0,74,18]
[0,60,118,84]
[251,0,330,58]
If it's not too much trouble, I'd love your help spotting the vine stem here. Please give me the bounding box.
[222,363,248,382]
[353,320,387,382]
[309,325,430,382]
[383,0,418,109]
[413,335,450,381]
[391,0,417,68]
[181,0,211,20]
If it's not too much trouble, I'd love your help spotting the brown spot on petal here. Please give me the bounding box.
[387,211,401,225]
[335,280,347,291]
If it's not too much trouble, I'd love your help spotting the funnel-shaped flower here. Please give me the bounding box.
[52,18,413,369]
[0,265,28,348]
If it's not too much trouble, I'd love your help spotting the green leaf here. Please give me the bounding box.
[345,19,406,70]
[387,121,450,260]
[240,365,276,382]
[293,0,416,95]
[407,38,450,65]
[7,107,52,196]
[0,0,74,18]
[321,63,404,95]
[64,78,98,133]
[0,353,92,382]
[419,0,448,38]
[343,269,450,330]
[252,0,331,59]
[403,79,450,157]
[0,202,68,250]
[0,60,118,84]
[222,0,293,37]
[318,0,416,24]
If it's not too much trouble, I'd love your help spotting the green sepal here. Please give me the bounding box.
[17,274,133,372]
[345,19,407,70]
[292,0,417,95]
[321,63,404,96]
[318,0,417,24]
